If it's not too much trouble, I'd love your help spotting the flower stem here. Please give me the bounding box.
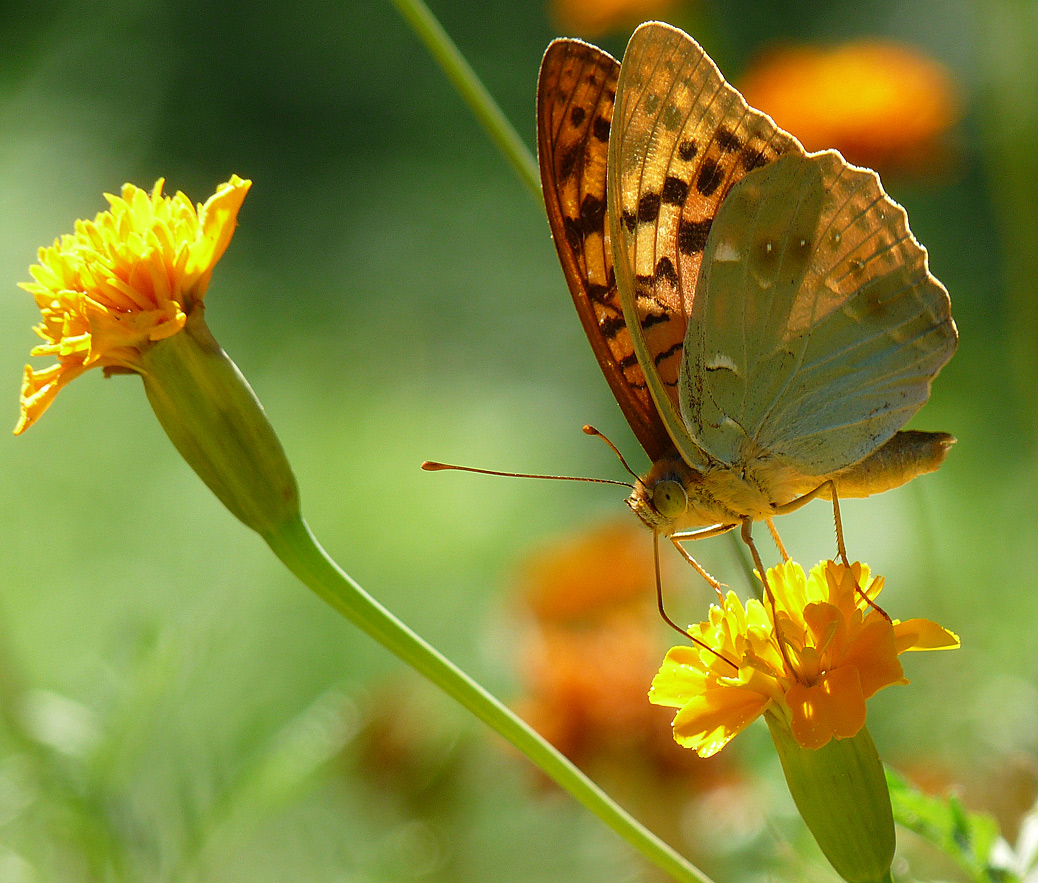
[264,514,715,883]
[388,0,542,203]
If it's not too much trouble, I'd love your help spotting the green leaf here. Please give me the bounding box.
[886,767,1014,882]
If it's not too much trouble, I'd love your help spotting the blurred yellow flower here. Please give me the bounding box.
[739,41,960,174]
[550,0,677,38]
[650,560,959,756]
[15,175,251,434]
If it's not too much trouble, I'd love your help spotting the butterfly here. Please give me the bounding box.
[536,22,957,587]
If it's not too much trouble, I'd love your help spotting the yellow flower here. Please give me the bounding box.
[738,42,960,175]
[15,175,251,434]
[650,560,958,756]
[15,175,298,537]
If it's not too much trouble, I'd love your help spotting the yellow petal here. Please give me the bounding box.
[787,665,867,749]
[649,645,709,708]
[14,176,250,433]
[185,175,252,287]
[894,618,960,652]
[842,618,905,699]
[671,685,770,757]
[15,363,84,434]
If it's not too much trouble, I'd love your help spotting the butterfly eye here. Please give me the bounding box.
[652,479,687,519]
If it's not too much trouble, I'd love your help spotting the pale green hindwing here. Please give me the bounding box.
[681,151,957,475]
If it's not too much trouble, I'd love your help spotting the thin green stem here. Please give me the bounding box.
[389,0,542,203]
[264,514,715,883]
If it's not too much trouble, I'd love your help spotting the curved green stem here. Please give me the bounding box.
[389,0,542,203]
[264,514,715,883]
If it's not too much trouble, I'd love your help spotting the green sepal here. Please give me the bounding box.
[139,308,300,538]
[766,713,895,883]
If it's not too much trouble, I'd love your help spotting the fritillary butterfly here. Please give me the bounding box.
[537,22,957,576]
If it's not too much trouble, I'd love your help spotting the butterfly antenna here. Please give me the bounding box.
[582,425,639,481]
[421,461,632,488]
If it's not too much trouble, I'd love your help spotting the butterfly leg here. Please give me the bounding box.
[670,523,738,601]
[765,518,790,561]
[653,532,740,672]
[740,519,797,672]
[770,483,891,621]
[770,480,849,565]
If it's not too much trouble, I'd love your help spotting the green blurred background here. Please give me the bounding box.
[0,0,1035,880]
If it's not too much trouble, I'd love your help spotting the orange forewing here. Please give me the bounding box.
[537,31,803,461]
[608,24,804,417]
[537,38,673,463]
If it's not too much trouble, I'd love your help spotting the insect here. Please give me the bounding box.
[536,22,957,595]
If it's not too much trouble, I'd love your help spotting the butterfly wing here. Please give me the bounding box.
[537,38,674,462]
[682,150,957,475]
[607,21,803,470]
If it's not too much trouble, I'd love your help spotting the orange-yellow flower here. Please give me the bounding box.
[650,560,958,756]
[514,522,714,777]
[550,0,678,38]
[739,42,960,174]
[15,175,251,434]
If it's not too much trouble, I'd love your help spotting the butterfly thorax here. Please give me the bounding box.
[628,448,832,536]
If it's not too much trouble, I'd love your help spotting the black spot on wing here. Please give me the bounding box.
[563,216,582,251]
[592,117,611,142]
[570,105,586,127]
[635,192,660,223]
[560,143,581,181]
[741,148,768,171]
[599,314,626,339]
[661,176,690,205]
[678,218,712,254]
[640,311,669,330]
[696,159,723,196]
[678,139,698,161]
[716,126,743,152]
[637,193,661,223]
[580,194,606,235]
[622,210,637,232]
[654,256,678,285]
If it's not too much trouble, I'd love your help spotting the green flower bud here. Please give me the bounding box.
[766,712,895,883]
[139,308,300,538]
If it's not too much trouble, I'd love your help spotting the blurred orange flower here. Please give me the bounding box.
[514,522,719,779]
[520,521,654,622]
[550,0,678,38]
[739,41,960,174]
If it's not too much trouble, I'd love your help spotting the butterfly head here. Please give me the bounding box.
[627,456,701,535]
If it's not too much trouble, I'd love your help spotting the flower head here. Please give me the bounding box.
[650,559,958,756]
[16,175,251,433]
[739,41,960,175]
[15,175,298,537]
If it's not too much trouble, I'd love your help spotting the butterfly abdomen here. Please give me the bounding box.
[827,430,956,498]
